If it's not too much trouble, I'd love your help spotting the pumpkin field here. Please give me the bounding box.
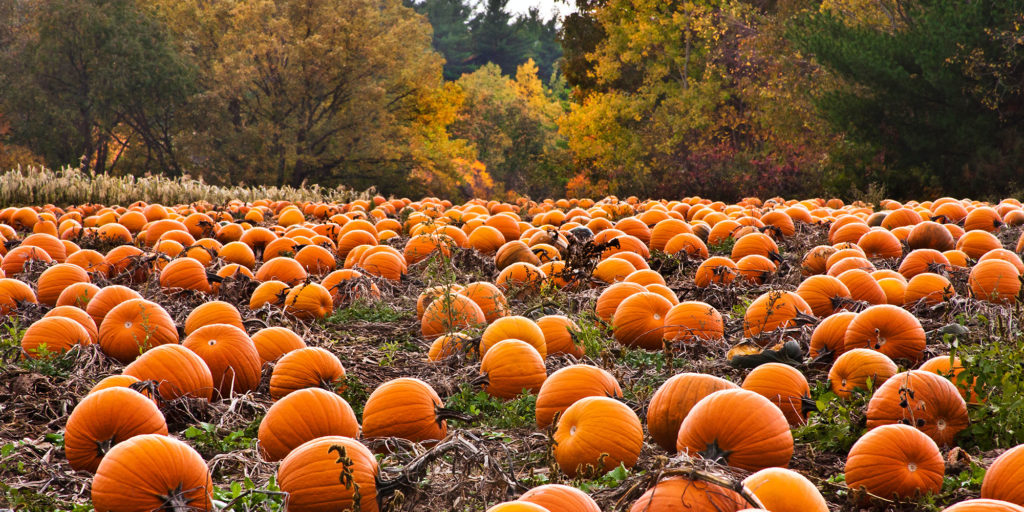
[4,192,1024,512]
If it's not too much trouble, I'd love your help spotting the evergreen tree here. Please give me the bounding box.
[406,0,476,80]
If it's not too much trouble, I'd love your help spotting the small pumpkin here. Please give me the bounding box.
[741,467,828,512]
[159,257,211,293]
[809,311,856,362]
[251,326,306,364]
[536,315,584,357]
[612,291,673,350]
[843,304,926,362]
[183,323,262,399]
[21,316,92,359]
[480,315,547,358]
[283,282,334,320]
[742,290,813,339]
[628,477,745,512]
[184,301,244,335]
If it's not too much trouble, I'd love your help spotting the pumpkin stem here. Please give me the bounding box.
[95,436,115,457]
[158,484,194,512]
[698,439,732,465]
[470,373,490,388]
[801,395,818,417]
[434,404,473,425]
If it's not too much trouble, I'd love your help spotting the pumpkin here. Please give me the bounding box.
[899,249,952,279]
[829,348,898,399]
[496,261,546,294]
[676,388,793,472]
[468,225,505,254]
[741,363,813,426]
[361,250,405,281]
[843,304,926,362]
[65,387,168,473]
[795,275,852,317]
[249,280,291,309]
[98,299,178,363]
[417,284,465,319]
[866,370,969,447]
[969,259,1021,304]
[269,346,346,400]
[920,354,978,404]
[184,301,244,335]
[20,316,92,359]
[480,339,547,399]
[957,230,1002,260]
[219,241,257,268]
[943,500,1024,512]
[86,285,144,327]
[907,221,956,251]
[904,273,955,306]
[664,233,709,259]
[612,291,673,350]
[123,344,214,402]
[159,257,211,293]
[420,292,486,338]
[519,484,601,512]
[427,332,473,361]
[981,444,1024,505]
[361,377,449,443]
[844,424,944,499]
[732,232,780,262]
[628,477,745,512]
[403,234,451,265]
[646,373,738,452]
[965,206,1004,232]
[486,503,551,512]
[535,365,623,428]
[536,315,584,357]
[92,434,213,512]
[258,388,359,461]
[978,249,1024,274]
[459,281,510,323]
[742,290,813,339]
[694,256,738,287]
[663,301,724,343]
[801,245,838,276]
[809,311,855,362]
[1,245,53,275]
[277,436,379,512]
[857,228,903,259]
[43,305,99,343]
[741,468,828,512]
[56,281,100,309]
[283,283,334,320]
[36,263,90,307]
[182,323,262,399]
[836,268,886,305]
[595,282,647,322]
[254,256,308,285]
[294,244,337,276]
[553,396,643,477]
[103,245,148,282]
[251,326,306,364]
[480,315,547,358]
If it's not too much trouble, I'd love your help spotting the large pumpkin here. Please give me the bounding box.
[843,304,926,362]
[612,291,673,350]
[258,388,359,461]
[21,316,92,359]
[741,363,813,426]
[183,301,244,335]
[361,377,449,444]
[646,373,738,452]
[845,424,944,499]
[98,299,178,364]
[809,311,855,362]
[159,257,211,293]
[182,323,262,399]
[480,315,547,358]
[663,301,724,343]
[628,477,744,512]
[969,259,1021,304]
[553,396,643,477]
[269,347,347,400]
[535,365,622,428]
[92,434,213,512]
[479,339,547,399]
[277,436,379,512]
[251,326,307,364]
[676,388,793,471]
[981,444,1024,506]
[64,387,168,473]
[536,315,584,358]
[741,467,828,512]
[866,370,969,448]
[283,282,335,320]
[943,500,1024,512]
[36,263,90,307]
[795,275,851,318]
[123,344,214,402]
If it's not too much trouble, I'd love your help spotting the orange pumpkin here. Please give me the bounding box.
[277,436,379,512]
[843,304,926,362]
[646,373,738,453]
[65,387,168,473]
[480,315,547,358]
[845,424,944,499]
[184,301,244,335]
[123,344,214,401]
[21,316,92,359]
[535,365,622,428]
[866,370,969,447]
[628,477,744,512]
[612,291,672,349]
[98,299,178,363]
[981,444,1024,506]
[742,467,828,512]
[269,346,346,400]
[480,339,547,399]
[92,434,212,512]
[251,326,306,364]
[361,377,449,444]
[829,348,898,399]
[553,396,642,477]
[741,363,813,426]
[183,323,262,399]
[257,388,359,461]
[742,291,813,339]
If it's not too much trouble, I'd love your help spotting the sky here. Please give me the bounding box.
[505,0,576,19]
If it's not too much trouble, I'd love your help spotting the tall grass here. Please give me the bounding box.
[0,166,369,206]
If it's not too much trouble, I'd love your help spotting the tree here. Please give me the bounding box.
[469,0,535,76]
[0,0,195,174]
[406,0,476,80]
[790,0,1024,197]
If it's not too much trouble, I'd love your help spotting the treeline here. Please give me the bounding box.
[1,0,1023,200]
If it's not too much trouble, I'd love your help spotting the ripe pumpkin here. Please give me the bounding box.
[249,280,291,309]
[258,388,359,461]
[251,326,306,364]
[184,301,244,335]
[694,256,738,287]
[21,316,92,359]
[421,292,486,338]
[942,499,1024,512]
[159,257,211,293]
[427,332,473,361]
[283,283,334,320]
[904,273,955,306]
[647,373,738,452]
[829,348,898,399]
[254,256,308,285]
[486,503,551,512]
[899,249,953,279]
[535,365,623,428]
[735,254,777,284]
[809,311,855,362]
[459,281,510,323]
[277,436,378,512]
[36,263,90,307]
[86,285,143,327]
[612,291,673,350]
[742,290,813,339]
[92,434,213,512]
[843,304,926,362]
[676,388,793,472]
[866,370,969,447]
[663,301,724,343]
[269,346,346,400]
[553,396,643,477]
[628,477,745,512]
[480,339,547,399]
[920,354,978,404]
[519,484,601,512]
[98,299,178,363]
[907,221,955,251]
[65,387,168,473]
[741,467,828,512]
[361,377,449,444]
[595,282,647,322]
[836,268,886,305]
[496,261,546,294]
[536,315,584,357]
[480,315,547,358]
[981,444,1024,506]
[795,275,852,318]
[43,305,99,344]
[183,323,262,399]
[844,424,944,499]
[969,259,1021,304]
[741,363,813,426]
[56,281,100,309]
[123,344,214,402]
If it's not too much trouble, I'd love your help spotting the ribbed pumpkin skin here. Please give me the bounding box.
[907,221,955,251]
[36,263,90,306]
[65,387,168,473]
[486,502,551,512]
[98,299,178,364]
[254,257,308,285]
[277,436,378,512]
[56,281,100,309]
[249,280,291,310]
[741,363,812,426]
[969,259,1022,304]
[258,388,359,461]
[536,365,623,428]
[536,315,584,357]
[741,467,828,512]
[843,305,926,362]
[943,499,1024,512]
[269,347,346,400]
[694,256,738,287]
[361,377,447,443]
[809,311,855,361]
[676,389,793,472]
[92,434,213,512]
[647,373,738,452]
[663,301,723,343]
[595,282,647,322]
[459,281,510,323]
[183,323,262,399]
[480,316,547,358]
[981,444,1024,505]
[420,293,486,338]
[184,301,244,335]
[251,326,306,364]
[519,484,601,512]
[866,370,969,448]
[553,396,642,477]
[899,249,952,279]
[742,291,812,339]
[829,348,898,399]
[612,291,673,349]
[123,344,214,402]
[904,272,955,306]
[628,477,745,512]
[845,424,944,499]
[159,257,211,293]
[795,275,851,318]
[86,285,143,327]
[20,316,92,359]
[44,305,99,344]
[480,340,547,399]
[284,283,334,320]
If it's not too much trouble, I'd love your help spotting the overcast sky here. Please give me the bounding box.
[505,0,576,19]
